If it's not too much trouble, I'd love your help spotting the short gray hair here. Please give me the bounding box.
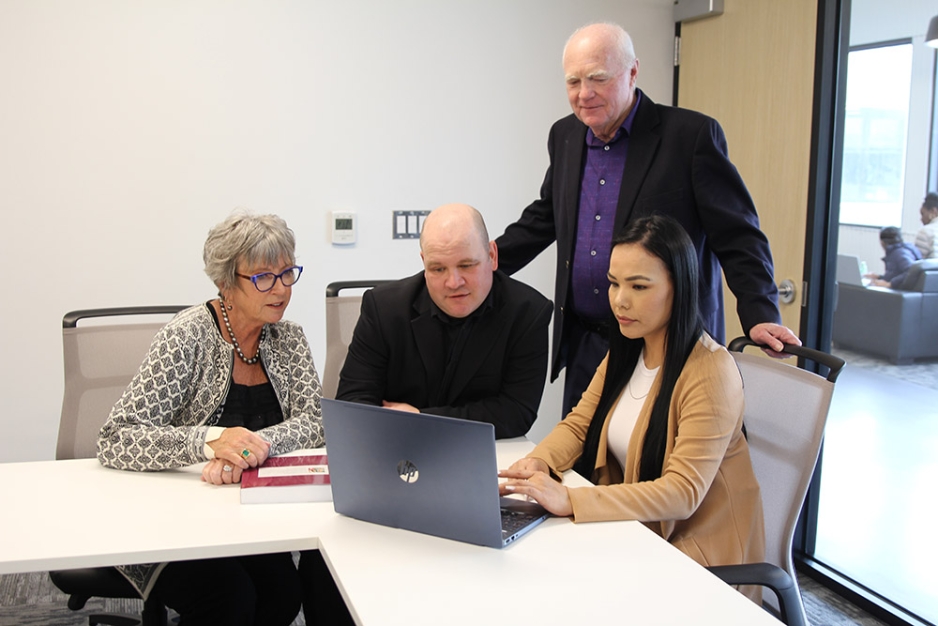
[203,210,296,291]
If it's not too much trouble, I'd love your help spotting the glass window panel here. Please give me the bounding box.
[839,43,913,227]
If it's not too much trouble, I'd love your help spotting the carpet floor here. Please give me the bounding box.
[0,569,304,626]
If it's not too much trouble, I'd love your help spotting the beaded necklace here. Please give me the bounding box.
[218,295,265,365]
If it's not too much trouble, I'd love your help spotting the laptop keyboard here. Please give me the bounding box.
[500,507,541,535]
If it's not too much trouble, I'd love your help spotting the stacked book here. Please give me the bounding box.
[240,453,331,504]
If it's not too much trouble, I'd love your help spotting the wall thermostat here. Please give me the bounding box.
[331,211,356,245]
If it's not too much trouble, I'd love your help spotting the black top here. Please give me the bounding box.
[336,271,552,438]
[217,381,283,430]
[495,89,781,378]
[204,301,284,430]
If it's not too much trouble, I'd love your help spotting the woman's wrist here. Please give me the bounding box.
[202,426,226,459]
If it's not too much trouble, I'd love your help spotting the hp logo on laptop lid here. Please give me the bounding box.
[397,460,419,483]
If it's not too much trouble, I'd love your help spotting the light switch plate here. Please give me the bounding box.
[393,210,430,239]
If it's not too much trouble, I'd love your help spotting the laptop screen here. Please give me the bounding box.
[321,398,547,548]
[836,254,866,286]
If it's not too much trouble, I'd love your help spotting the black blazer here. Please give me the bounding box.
[496,90,780,379]
[336,271,552,439]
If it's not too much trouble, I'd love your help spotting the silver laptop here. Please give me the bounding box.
[836,254,869,286]
[321,398,549,548]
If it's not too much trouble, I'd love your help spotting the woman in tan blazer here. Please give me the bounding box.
[500,215,764,601]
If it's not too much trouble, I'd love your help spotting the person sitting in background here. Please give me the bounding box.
[866,226,922,288]
[336,203,552,439]
[97,211,324,626]
[914,192,938,259]
[498,215,764,602]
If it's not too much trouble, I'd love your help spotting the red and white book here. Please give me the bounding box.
[240,452,332,504]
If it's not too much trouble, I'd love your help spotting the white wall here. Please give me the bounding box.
[0,0,675,462]
[840,0,937,266]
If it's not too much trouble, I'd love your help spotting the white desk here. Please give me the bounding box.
[1,441,780,625]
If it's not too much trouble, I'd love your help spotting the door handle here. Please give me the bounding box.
[777,279,796,304]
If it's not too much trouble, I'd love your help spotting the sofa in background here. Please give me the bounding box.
[832,259,938,364]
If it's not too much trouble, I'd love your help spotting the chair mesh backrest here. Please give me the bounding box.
[732,352,836,578]
[322,295,365,399]
[58,315,177,460]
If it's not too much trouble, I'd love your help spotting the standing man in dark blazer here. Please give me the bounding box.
[495,22,800,417]
[337,203,552,439]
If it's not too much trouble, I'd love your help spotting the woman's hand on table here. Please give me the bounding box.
[503,457,550,474]
[201,458,244,485]
[498,458,573,517]
[207,426,271,469]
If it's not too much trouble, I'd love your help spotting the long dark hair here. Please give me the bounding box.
[572,215,704,482]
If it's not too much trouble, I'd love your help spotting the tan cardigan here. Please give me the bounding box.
[530,334,764,597]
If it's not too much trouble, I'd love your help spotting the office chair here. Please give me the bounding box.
[323,281,392,399]
[706,337,845,626]
[50,306,187,626]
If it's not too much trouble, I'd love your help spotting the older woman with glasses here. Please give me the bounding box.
[96,211,324,626]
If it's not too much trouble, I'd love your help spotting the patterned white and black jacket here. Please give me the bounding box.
[98,303,325,471]
[95,303,325,598]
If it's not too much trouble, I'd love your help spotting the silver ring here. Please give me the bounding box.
[222,464,233,472]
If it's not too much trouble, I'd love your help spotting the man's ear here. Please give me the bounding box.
[628,57,640,88]
[489,240,499,272]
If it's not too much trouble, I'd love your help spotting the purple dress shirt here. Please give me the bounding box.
[571,92,642,323]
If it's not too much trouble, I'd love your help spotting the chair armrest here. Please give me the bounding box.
[706,563,806,626]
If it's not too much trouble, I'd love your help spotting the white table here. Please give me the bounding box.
[1,441,781,625]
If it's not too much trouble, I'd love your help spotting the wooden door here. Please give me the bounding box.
[678,0,818,340]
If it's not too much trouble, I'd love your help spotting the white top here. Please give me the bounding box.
[607,353,660,468]
[915,221,938,259]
